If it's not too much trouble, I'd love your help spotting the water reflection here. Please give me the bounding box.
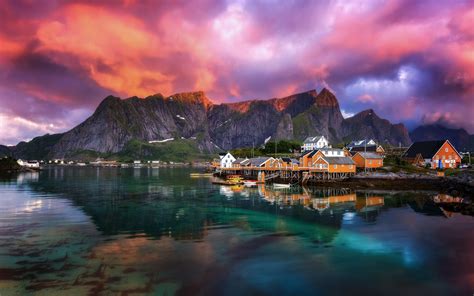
[0,167,472,295]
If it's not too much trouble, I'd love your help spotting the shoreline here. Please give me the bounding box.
[307,176,473,198]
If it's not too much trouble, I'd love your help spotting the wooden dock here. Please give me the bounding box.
[216,166,355,184]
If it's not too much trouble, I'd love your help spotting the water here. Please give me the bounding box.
[0,167,473,295]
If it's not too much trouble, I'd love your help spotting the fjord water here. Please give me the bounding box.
[0,167,472,295]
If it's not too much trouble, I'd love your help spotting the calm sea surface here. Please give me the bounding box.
[0,167,473,295]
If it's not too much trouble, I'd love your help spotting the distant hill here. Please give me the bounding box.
[3,88,412,160]
[0,145,12,157]
[410,124,474,151]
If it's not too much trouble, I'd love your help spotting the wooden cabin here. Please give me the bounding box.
[352,152,384,169]
[311,156,356,174]
[299,148,346,169]
[403,140,461,169]
[248,157,274,168]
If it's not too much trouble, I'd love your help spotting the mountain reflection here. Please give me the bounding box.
[2,167,464,245]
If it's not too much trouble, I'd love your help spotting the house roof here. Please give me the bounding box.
[347,139,377,148]
[249,157,273,167]
[315,156,354,164]
[241,159,250,166]
[282,157,299,164]
[303,136,325,144]
[403,140,448,158]
[232,158,248,164]
[356,152,383,159]
[318,148,344,153]
[299,150,318,158]
[349,146,377,152]
[324,156,355,164]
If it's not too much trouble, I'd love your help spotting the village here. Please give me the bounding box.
[211,136,471,186]
[6,135,472,190]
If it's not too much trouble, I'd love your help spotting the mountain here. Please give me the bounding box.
[14,133,64,160]
[342,109,411,147]
[410,124,474,151]
[5,88,412,160]
[0,145,12,157]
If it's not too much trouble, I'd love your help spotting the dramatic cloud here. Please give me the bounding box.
[0,0,473,144]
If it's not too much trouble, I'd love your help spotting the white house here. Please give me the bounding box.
[317,148,345,157]
[17,159,40,168]
[219,152,236,168]
[301,136,329,151]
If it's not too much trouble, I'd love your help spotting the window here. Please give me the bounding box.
[445,148,448,152]
[349,165,353,169]
[369,160,372,164]
[334,164,337,169]
[442,155,445,160]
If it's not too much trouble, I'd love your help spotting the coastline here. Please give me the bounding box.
[308,175,474,199]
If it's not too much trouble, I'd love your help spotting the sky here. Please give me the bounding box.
[0,0,473,145]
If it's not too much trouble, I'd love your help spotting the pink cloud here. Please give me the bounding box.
[0,0,473,144]
[357,94,374,103]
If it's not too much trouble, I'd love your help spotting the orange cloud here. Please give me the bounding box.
[357,94,374,103]
[36,4,172,97]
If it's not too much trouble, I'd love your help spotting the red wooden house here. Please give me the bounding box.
[403,140,461,169]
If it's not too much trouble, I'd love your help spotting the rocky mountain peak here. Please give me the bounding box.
[4,87,414,159]
[94,95,121,115]
[270,89,318,112]
[315,88,339,107]
[167,91,213,108]
[357,109,377,118]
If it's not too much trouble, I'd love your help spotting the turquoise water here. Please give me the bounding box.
[0,167,473,295]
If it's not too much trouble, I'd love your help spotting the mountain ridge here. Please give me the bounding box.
[410,124,474,151]
[3,89,414,159]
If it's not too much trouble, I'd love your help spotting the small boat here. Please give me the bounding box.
[212,175,244,185]
[243,180,257,187]
[273,183,291,189]
[190,173,214,177]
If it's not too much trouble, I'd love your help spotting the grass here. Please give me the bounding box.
[292,106,319,140]
[113,139,212,163]
[62,139,213,163]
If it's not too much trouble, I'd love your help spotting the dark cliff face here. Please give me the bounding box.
[208,90,321,149]
[12,133,64,159]
[5,88,414,159]
[341,109,411,146]
[50,92,214,158]
[410,124,474,151]
[291,88,345,143]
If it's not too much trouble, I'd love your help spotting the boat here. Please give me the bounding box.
[212,175,244,185]
[243,180,258,187]
[273,183,291,189]
[190,173,214,177]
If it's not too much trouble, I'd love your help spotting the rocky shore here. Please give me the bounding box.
[309,171,474,198]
